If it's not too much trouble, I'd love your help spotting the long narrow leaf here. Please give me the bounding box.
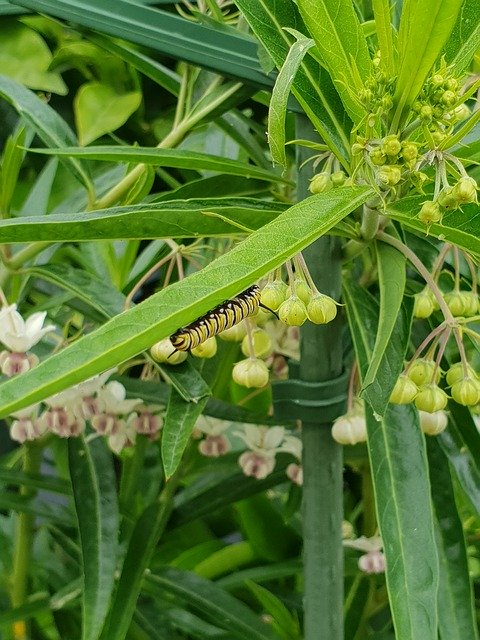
[444,0,480,74]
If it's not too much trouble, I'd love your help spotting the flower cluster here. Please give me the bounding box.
[195,418,303,484]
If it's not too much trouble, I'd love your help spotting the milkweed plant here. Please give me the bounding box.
[0,0,479,639]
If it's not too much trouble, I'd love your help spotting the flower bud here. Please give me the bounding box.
[369,149,386,166]
[407,359,440,386]
[376,165,402,187]
[453,103,470,121]
[414,384,448,412]
[419,105,433,121]
[419,409,448,435]
[150,338,187,365]
[241,329,272,358]
[418,200,441,225]
[445,77,458,92]
[288,279,312,305]
[401,142,418,164]
[331,170,346,187]
[461,291,479,317]
[278,296,308,326]
[451,177,478,205]
[446,362,477,386]
[260,281,287,311]
[390,375,418,404]
[450,377,480,406]
[437,188,456,210]
[331,414,367,445]
[309,172,333,194]
[380,94,393,111]
[413,289,436,318]
[431,73,445,87]
[381,134,402,157]
[444,290,467,317]
[307,294,338,324]
[232,357,270,388]
[219,322,247,342]
[191,336,217,359]
[441,90,456,106]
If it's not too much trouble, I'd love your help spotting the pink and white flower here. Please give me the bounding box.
[0,305,56,352]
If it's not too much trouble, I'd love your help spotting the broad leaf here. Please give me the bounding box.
[0,186,372,417]
[444,0,480,74]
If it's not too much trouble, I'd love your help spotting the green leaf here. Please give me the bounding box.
[0,74,92,193]
[344,278,439,640]
[161,390,209,479]
[235,0,352,164]
[267,35,314,171]
[387,196,480,258]
[297,0,372,122]
[23,264,126,318]
[372,0,396,76]
[194,541,256,579]
[0,20,67,94]
[392,0,465,128]
[360,239,410,416]
[19,157,58,216]
[0,468,70,494]
[246,581,300,640]
[68,437,119,640]
[444,0,480,74]
[1,199,288,243]
[144,568,277,640]
[0,186,372,417]
[28,146,289,184]
[0,125,27,215]
[74,82,142,146]
[426,437,479,640]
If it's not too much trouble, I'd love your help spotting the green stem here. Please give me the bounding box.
[10,443,43,639]
[296,114,344,640]
[1,242,49,274]
[360,200,381,240]
[361,465,377,537]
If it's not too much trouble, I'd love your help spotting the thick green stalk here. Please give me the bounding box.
[296,114,344,640]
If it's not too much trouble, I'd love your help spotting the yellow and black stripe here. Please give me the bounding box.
[170,285,262,352]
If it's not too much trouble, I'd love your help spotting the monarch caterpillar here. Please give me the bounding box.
[170,285,269,353]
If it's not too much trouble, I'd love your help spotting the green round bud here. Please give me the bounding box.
[307,294,338,324]
[381,134,402,157]
[431,73,445,87]
[241,329,273,358]
[370,149,387,166]
[331,170,346,186]
[376,165,402,187]
[441,90,456,106]
[451,177,478,205]
[445,77,458,92]
[191,336,217,359]
[419,410,448,435]
[390,374,418,404]
[414,384,448,412]
[219,322,247,342]
[444,290,467,317]
[446,362,477,386]
[453,103,470,122]
[150,338,188,365]
[419,105,433,121]
[437,187,457,210]
[418,200,441,225]
[401,142,418,164]
[461,291,479,317]
[288,279,312,305]
[331,414,367,445]
[260,281,287,311]
[407,359,440,386]
[413,289,436,318]
[358,88,373,104]
[278,296,308,326]
[450,377,480,406]
[309,172,333,194]
[232,357,269,388]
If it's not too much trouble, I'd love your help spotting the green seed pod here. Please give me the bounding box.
[241,328,273,358]
[381,134,402,157]
[260,281,287,311]
[376,165,402,187]
[288,279,312,305]
[369,148,387,166]
[390,374,418,404]
[232,357,270,388]
[309,172,333,194]
[451,177,478,205]
[150,338,188,365]
[331,414,367,445]
[278,296,308,326]
[191,336,217,359]
[307,294,338,324]
[414,384,448,412]
[450,377,480,406]
[418,200,442,225]
[419,410,448,435]
[218,322,247,342]
[444,290,467,317]
[461,291,479,317]
[407,358,440,386]
[331,170,346,187]
[445,362,477,386]
[413,289,436,318]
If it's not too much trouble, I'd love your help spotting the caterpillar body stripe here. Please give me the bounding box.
[170,285,262,352]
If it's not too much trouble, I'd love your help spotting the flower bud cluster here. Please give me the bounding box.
[413,286,479,320]
[357,51,395,116]
[418,177,478,226]
[309,169,346,195]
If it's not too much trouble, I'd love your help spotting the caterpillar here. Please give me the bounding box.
[170,285,265,353]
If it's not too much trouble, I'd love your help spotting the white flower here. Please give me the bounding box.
[280,434,302,460]
[286,462,303,485]
[108,420,137,454]
[234,425,286,455]
[126,406,163,436]
[0,305,56,352]
[96,381,142,415]
[195,416,230,436]
[199,435,231,457]
[343,535,382,553]
[238,451,276,479]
